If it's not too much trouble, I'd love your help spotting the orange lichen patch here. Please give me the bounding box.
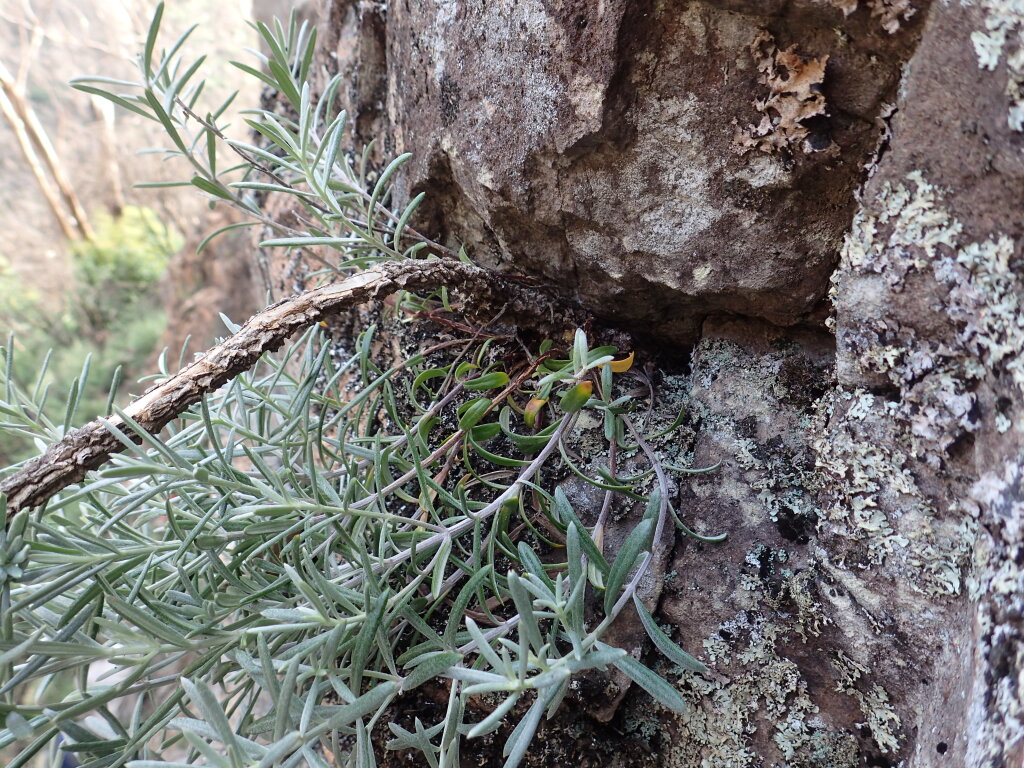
[733,31,832,156]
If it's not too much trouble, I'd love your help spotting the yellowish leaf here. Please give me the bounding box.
[559,381,593,413]
[524,397,547,429]
[603,351,635,373]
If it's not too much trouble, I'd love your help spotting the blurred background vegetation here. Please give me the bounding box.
[0,0,263,464]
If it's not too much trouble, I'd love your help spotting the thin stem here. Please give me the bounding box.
[335,415,576,590]
[603,416,670,624]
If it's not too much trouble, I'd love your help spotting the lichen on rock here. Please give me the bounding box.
[317,0,923,343]
[823,0,917,32]
[830,651,902,754]
[968,0,1024,130]
[733,30,833,155]
[834,170,1021,439]
[869,0,918,33]
[827,108,1024,760]
[812,386,977,596]
[642,571,862,768]
[962,458,1024,765]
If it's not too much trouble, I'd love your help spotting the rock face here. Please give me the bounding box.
[823,5,1024,764]
[665,5,1024,764]
[270,0,1024,765]
[160,209,262,357]
[320,0,921,342]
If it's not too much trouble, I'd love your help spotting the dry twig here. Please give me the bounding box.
[2,259,580,516]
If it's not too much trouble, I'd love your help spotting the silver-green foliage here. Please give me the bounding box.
[71,3,438,272]
[0,7,721,768]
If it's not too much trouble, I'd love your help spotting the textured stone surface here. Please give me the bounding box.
[824,4,1024,764]
[648,317,873,767]
[253,0,1024,765]
[317,0,922,342]
[636,5,1024,765]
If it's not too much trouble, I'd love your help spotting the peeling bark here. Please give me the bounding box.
[2,259,581,516]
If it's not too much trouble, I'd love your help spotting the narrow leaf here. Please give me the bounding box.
[402,652,462,692]
[609,651,686,713]
[603,518,653,614]
[633,595,708,673]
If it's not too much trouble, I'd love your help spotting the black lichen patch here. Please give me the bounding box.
[776,503,815,544]
[777,351,832,410]
[439,74,461,128]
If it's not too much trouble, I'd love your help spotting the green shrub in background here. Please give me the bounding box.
[69,205,182,339]
[0,258,43,330]
[0,205,179,463]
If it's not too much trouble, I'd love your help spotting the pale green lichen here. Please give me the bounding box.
[948,234,1023,391]
[837,170,962,275]
[831,652,902,754]
[966,463,1024,601]
[825,169,962,331]
[658,614,859,768]
[964,462,1024,766]
[768,566,829,640]
[686,331,826,543]
[813,392,908,548]
[731,437,819,526]
[617,549,882,767]
[826,167,1024,763]
[961,464,1024,763]
[813,387,976,596]
[849,171,1024,407]
[967,0,1024,130]
[816,170,1024,597]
